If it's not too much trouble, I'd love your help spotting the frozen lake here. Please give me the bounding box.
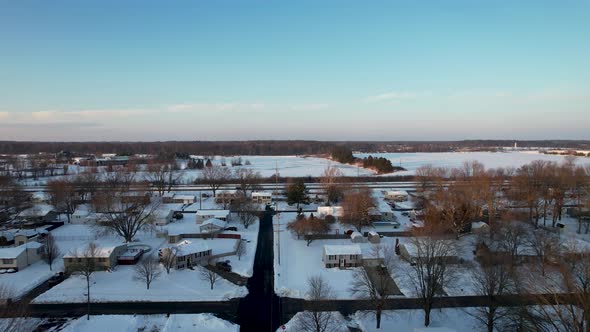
[355,151,590,175]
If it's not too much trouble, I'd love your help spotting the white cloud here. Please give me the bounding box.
[364,91,429,103]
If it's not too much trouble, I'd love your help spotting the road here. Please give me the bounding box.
[236,209,281,331]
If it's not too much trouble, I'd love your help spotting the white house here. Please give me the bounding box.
[323,245,362,268]
[316,206,344,218]
[64,243,128,273]
[172,195,196,205]
[199,218,227,233]
[196,210,230,223]
[154,208,175,226]
[385,190,408,202]
[215,190,238,204]
[0,241,43,271]
[161,240,212,269]
[252,191,273,204]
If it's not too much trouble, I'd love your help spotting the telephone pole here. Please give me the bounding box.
[273,211,282,266]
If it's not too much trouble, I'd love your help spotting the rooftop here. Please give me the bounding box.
[324,244,362,256]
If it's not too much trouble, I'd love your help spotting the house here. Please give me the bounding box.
[368,231,381,244]
[323,245,362,268]
[63,243,128,273]
[385,190,408,202]
[171,195,196,205]
[252,191,273,204]
[199,218,227,233]
[162,192,176,203]
[13,229,45,245]
[373,200,395,222]
[317,206,344,218]
[161,240,212,269]
[18,204,57,224]
[196,210,230,223]
[350,231,365,243]
[215,190,238,204]
[400,240,460,265]
[0,241,43,271]
[71,205,96,224]
[154,208,175,226]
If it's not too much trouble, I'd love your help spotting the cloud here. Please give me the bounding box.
[364,91,428,103]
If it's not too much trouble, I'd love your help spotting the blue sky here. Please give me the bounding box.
[0,1,589,141]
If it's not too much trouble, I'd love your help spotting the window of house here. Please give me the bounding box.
[2,259,13,264]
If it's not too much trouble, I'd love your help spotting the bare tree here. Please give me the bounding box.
[200,166,231,197]
[469,261,516,332]
[529,251,590,332]
[41,233,60,271]
[496,222,529,267]
[92,182,159,242]
[69,242,99,320]
[0,175,31,225]
[230,193,258,229]
[160,246,178,274]
[408,230,457,327]
[145,163,182,196]
[320,166,345,204]
[0,284,36,332]
[200,261,221,290]
[236,240,246,261]
[234,168,261,196]
[341,187,376,232]
[47,179,79,223]
[297,275,338,332]
[287,214,330,246]
[528,229,559,276]
[350,266,393,329]
[133,255,162,290]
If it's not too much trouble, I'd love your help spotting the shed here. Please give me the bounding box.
[368,231,381,244]
[350,231,365,243]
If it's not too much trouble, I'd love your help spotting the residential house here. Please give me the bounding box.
[252,191,273,204]
[317,206,344,219]
[368,231,381,244]
[199,218,227,233]
[371,200,395,222]
[171,195,196,205]
[196,210,230,223]
[0,241,43,271]
[385,190,408,202]
[64,243,128,273]
[215,190,238,205]
[323,245,362,268]
[400,240,460,265]
[161,240,212,269]
[18,204,57,224]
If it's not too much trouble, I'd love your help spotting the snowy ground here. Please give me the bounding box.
[356,151,590,176]
[33,263,247,303]
[0,260,57,299]
[278,308,481,332]
[60,314,239,332]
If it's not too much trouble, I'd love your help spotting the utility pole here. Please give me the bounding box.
[273,211,282,266]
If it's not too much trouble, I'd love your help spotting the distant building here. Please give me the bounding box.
[384,190,408,202]
[323,245,362,268]
[317,206,344,218]
[215,190,238,204]
[251,191,273,204]
[196,210,230,223]
[64,243,128,273]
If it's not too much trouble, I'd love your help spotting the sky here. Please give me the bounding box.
[0,0,589,141]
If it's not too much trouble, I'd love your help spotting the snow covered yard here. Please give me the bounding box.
[60,314,239,332]
[33,264,247,303]
[0,260,57,299]
[278,308,481,332]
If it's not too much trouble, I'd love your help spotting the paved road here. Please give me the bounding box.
[236,210,281,332]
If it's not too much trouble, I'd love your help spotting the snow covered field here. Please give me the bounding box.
[279,308,481,332]
[60,314,239,332]
[356,151,590,175]
[33,264,247,303]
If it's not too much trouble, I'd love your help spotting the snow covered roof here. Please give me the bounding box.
[215,190,237,195]
[324,244,362,256]
[162,192,175,198]
[201,218,226,228]
[173,240,210,256]
[376,200,392,212]
[173,195,196,201]
[471,221,489,229]
[196,210,230,218]
[350,231,363,239]
[368,231,379,237]
[19,204,54,217]
[386,190,408,196]
[64,243,126,258]
[0,241,43,259]
[252,191,272,197]
[316,206,344,217]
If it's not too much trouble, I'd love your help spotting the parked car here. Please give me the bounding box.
[224,226,238,231]
[47,273,65,286]
[215,261,232,272]
[173,212,184,220]
[401,212,409,216]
